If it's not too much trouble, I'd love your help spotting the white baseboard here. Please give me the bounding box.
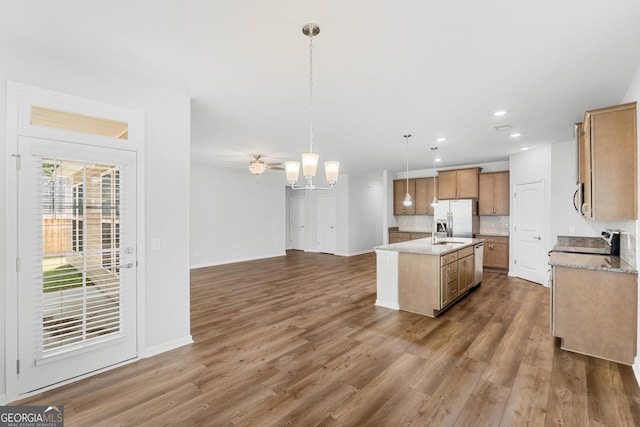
[143,335,193,358]
[375,299,399,310]
[633,360,640,386]
[335,248,375,257]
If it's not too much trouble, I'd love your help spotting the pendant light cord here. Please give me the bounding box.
[308,30,314,153]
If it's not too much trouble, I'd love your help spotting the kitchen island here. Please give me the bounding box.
[375,237,483,317]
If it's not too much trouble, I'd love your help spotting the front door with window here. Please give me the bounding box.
[16,136,137,394]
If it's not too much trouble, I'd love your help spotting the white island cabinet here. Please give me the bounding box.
[374,237,482,317]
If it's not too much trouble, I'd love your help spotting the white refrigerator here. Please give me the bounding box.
[433,199,479,238]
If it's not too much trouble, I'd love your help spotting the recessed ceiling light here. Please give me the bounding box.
[521,147,529,151]
[436,137,446,142]
[494,110,507,116]
[435,157,442,162]
[510,132,521,137]
[494,124,512,131]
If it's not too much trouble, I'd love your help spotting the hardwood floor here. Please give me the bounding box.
[14,250,640,426]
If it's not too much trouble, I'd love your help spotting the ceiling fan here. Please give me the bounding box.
[248,155,284,175]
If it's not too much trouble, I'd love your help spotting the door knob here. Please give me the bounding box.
[534,236,541,240]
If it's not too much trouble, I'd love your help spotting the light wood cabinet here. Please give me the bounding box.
[441,255,459,305]
[398,246,477,317]
[550,261,637,364]
[393,179,416,215]
[389,231,411,243]
[414,177,438,215]
[578,102,637,220]
[438,168,480,199]
[457,246,475,294]
[388,231,431,243]
[476,235,508,270]
[479,172,509,215]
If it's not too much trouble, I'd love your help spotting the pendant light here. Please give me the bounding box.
[285,23,339,191]
[430,146,439,207]
[402,134,413,207]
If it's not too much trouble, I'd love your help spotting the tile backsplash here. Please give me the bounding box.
[396,215,433,232]
[479,216,510,236]
[395,215,511,236]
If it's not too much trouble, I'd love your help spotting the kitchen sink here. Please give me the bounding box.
[432,241,465,245]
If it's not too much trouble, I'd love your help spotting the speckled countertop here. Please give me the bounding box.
[548,252,637,274]
[375,237,483,256]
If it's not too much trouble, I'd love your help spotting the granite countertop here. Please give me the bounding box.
[375,237,483,256]
[549,251,637,274]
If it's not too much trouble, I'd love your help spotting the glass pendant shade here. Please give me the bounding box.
[431,195,438,207]
[248,161,267,175]
[403,192,413,207]
[301,152,319,178]
[324,161,340,184]
[285,161,301,184]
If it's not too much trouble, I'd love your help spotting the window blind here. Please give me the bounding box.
[39,158,124,357]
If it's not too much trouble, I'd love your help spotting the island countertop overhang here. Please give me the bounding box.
[374,237,484,256]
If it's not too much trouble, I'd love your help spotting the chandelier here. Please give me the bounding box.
[285,23,340,190]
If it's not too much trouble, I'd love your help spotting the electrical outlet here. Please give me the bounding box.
[569,226,576,234]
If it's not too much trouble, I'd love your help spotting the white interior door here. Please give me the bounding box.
[513,180,546,285]
[290,195,305,250]
[317,194,336,254]
[16,136,137,395]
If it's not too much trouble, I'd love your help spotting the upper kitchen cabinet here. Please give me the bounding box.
[479,171,509,215]
[394,179,416,215]
[579,102,637,220]
[438,168,481,199]
[414,177,438,215]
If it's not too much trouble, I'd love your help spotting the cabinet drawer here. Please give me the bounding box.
[441,251,458,266]
[477,235,508,244]
[458,246,473,258]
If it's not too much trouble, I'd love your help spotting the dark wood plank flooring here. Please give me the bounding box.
[15,250,640,426]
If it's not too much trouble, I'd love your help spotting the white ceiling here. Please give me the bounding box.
[4,0,640,178]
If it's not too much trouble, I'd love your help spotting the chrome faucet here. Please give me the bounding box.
[432,220,437,244]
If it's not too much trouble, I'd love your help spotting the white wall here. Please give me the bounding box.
[345,175,384,256]
[1,47,191,401]
[281,174,383,257]
[190,163,287,267]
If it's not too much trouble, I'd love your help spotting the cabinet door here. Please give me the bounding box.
[482,241,492,267]
[478,174,495,215]
[440,265,450,308]
[438,171,457,200]
[414,178,429,215]
[459,255,474,292]
[491,243,509,269]
[394,179,416,215]
[415,177,438,215]
[590,105,637,219]
[493,172,510,215]
[457,168,479,199]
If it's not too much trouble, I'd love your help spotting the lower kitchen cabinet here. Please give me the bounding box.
[550,261,637,364]
[389,231,431,243]
[476,234,508,269]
